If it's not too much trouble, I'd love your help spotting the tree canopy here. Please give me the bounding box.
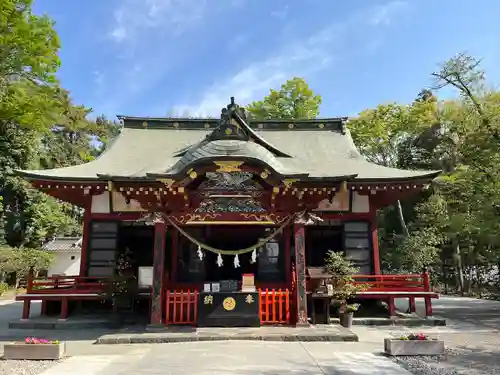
[247,77,322,120]
[0,0,121,281]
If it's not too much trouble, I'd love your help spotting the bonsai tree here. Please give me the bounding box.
[104,248,137,315]
[324,250,367,313]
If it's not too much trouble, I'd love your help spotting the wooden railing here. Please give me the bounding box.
[165,290,198,325]
[259,288,291,324]
[27,275,108,294]
[350,272,431,293]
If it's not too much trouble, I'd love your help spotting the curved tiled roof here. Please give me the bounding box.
[16,126,439,182]
[15,100,439,182]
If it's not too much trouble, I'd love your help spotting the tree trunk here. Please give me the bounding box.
[466,267,473,295]
[476,267,483,298]
[453,241,465,295]
[396,200,409,237]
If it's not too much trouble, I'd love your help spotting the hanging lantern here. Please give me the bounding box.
[234,254,240,268]
[217,253,223,267]
[250,249,257,264]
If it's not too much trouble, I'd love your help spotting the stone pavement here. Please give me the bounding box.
[37,342,410,375]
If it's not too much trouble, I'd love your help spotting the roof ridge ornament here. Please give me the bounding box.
[207,97,250,141]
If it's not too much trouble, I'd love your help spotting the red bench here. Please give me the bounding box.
[351,272,439,317]
[15,275,108,320]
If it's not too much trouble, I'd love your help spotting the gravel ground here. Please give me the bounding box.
[391,348,500,375]
[0,359,62,375]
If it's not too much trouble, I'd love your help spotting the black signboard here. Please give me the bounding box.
[198,292,260,327]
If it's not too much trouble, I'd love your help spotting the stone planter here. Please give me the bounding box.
[3,342,65,360]
[339,312,354,328]
[384,338,445,356]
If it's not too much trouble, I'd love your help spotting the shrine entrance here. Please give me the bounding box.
[174,224,288,287]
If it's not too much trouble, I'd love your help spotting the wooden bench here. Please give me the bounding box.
[16,293,105,320]
[16,275,109,320]
[351,272,439,317]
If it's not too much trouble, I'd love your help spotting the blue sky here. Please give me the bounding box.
[33,0,500,119]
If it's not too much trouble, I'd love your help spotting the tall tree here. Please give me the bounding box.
[247,77,322,120]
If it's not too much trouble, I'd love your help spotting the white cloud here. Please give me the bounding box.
[171,30,338,117]
[108,0,209,43]
[369,1,409,26]
[271,5,289,20]
[171,2,408,117]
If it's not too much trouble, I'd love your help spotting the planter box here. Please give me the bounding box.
[3,342,65,360]
[384,338,444,356]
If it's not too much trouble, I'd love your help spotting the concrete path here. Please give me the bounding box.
[38,342,410,375]
[395,295,500,330]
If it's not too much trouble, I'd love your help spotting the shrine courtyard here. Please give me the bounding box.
[1,297,500,375]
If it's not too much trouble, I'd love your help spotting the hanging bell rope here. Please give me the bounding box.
[165,215,293,255]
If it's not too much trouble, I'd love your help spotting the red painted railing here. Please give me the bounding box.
[27,275,107,294]
[259,288,291,324]
[165,290,198,325]
[351,272,431,293]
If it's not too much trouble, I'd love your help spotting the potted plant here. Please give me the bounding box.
[384,333,445,356]
[103,249,137,326]
[3,337,65,360]
[324,251,367,328]
[340,303,360,328]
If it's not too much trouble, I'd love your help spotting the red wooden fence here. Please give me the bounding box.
[165,290,198,325]
[259,288,291,324]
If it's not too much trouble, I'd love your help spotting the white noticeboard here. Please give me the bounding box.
[138,267,153,287]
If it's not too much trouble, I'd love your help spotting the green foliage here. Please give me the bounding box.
[247,77,322,120]
[0,0,60,85]
[0,0,121,283]
[0,282,8,296]
[353,52,500,295]
[324,251,366,303]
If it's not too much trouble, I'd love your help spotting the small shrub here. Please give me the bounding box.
[324,251,367,310]
[0,282,9,296]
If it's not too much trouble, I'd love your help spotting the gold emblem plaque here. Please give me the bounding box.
[222,297,236,311]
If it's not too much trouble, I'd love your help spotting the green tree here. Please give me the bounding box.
[247,77,322,120]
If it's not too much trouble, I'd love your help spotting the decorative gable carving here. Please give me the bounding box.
[198,172,261,190]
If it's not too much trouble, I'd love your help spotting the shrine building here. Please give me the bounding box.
[15,98,439,327]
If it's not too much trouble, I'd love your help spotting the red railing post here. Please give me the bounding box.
[271,289,276,323]
[165,291,171,325]
[278,289,283,323]
[27,269,34,292]
[194,291,198,324]
[423,268,430,292]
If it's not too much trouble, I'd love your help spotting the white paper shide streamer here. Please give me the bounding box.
[197,245,204,260]
[233,254,240,268]
[217,253,223,267]
[250,249,257,264]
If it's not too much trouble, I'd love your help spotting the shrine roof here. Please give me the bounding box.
[42,237,82,252]
[15,98,440,183]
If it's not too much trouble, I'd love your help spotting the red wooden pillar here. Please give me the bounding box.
[79,199,92,277]
[59,298,69,320]
[293,223,308,326]
[284,224,292,287]
[423,269,433,316]
[370,208,381,275]
[171,228,178,283]
[150,220,167,326]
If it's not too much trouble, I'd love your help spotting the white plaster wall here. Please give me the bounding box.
[352,192,370,213]
[91,191,110,213]
[48,252,81,276]
[112,191,146,212]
